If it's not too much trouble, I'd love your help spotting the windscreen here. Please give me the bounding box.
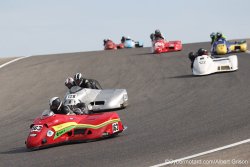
[70,86,83,93]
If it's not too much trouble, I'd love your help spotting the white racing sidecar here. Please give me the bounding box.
[192,55,238,75]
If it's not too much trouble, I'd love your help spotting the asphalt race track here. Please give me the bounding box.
[0,41,250,167]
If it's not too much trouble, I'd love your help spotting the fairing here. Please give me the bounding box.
[192,55,238,75]
[26,111,125,150]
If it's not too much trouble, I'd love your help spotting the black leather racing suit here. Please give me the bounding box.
[79,79,102,89]
[52,105,72,115]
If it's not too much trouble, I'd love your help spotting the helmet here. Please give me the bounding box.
[121,36,125,42]
[49,97,62,111]
[155,29,161,35]
[74,72,83,86]
[210,32,216,38]
[197,48,208,56]
[203,49,208,55]
[216,32,222,39]
[126,36,131,40]
[65,77,74,89]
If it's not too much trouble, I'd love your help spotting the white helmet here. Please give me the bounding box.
[49,97,62,111]
[74,73,83,86]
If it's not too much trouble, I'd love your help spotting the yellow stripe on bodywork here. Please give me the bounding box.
[52,118,121,139]
[53,122,78,131]
[75,118,120,129]
[53,118,120,131]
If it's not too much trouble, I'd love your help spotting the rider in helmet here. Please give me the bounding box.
[74,72,102,89]
[210,32,216,44]
[103,38,111,46]
[49,97,88,115]
[121,36,126,43]
[49,97,71,115]
[150,29,165,41]
[197,48,208,56]
[74,73,92,88]
[216,32,226,41]
[188,48,209,68]
[65,77,75,89]
[188,52,196,68]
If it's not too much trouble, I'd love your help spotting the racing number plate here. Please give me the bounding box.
[66,94,77,99]
[199,61,206,64]
[31,125,43,132]
[112,123,119,133]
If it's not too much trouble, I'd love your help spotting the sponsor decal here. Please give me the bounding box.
[52,119,120,139]
[47,130,54,137]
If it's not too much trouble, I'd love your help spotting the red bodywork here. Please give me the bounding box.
[26,112,125,150]
[104,40,124,50]
[152,39,182,54]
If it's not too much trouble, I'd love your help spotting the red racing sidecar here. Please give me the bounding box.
[26,110,126,150]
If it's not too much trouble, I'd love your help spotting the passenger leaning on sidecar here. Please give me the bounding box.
[150,29,165,41]
[65,77,75,89]
[188,48,209,68]
[49,97,89,115]
[49,97,72,115]
[74,73,102,89]
[215,32,226,41]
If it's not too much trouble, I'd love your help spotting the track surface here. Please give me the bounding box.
[0,42,250,167]
[0,57,18,65]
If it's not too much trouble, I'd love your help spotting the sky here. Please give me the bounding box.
[0,0,249,57]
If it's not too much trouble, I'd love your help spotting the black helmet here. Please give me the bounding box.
[155,29,161,35]
[49,97,62,111]
[74,73,83,86]
[121,36,125,42]
[197,48,208,56]
[216,32,222,39]
[188,52,195,59]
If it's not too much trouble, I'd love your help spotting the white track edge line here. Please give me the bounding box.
[150,138,250,167]
[0,56,30,69]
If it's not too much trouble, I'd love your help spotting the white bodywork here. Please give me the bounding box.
[192,55,238,75]
[124,40,136,48]
[64,86,128,111]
